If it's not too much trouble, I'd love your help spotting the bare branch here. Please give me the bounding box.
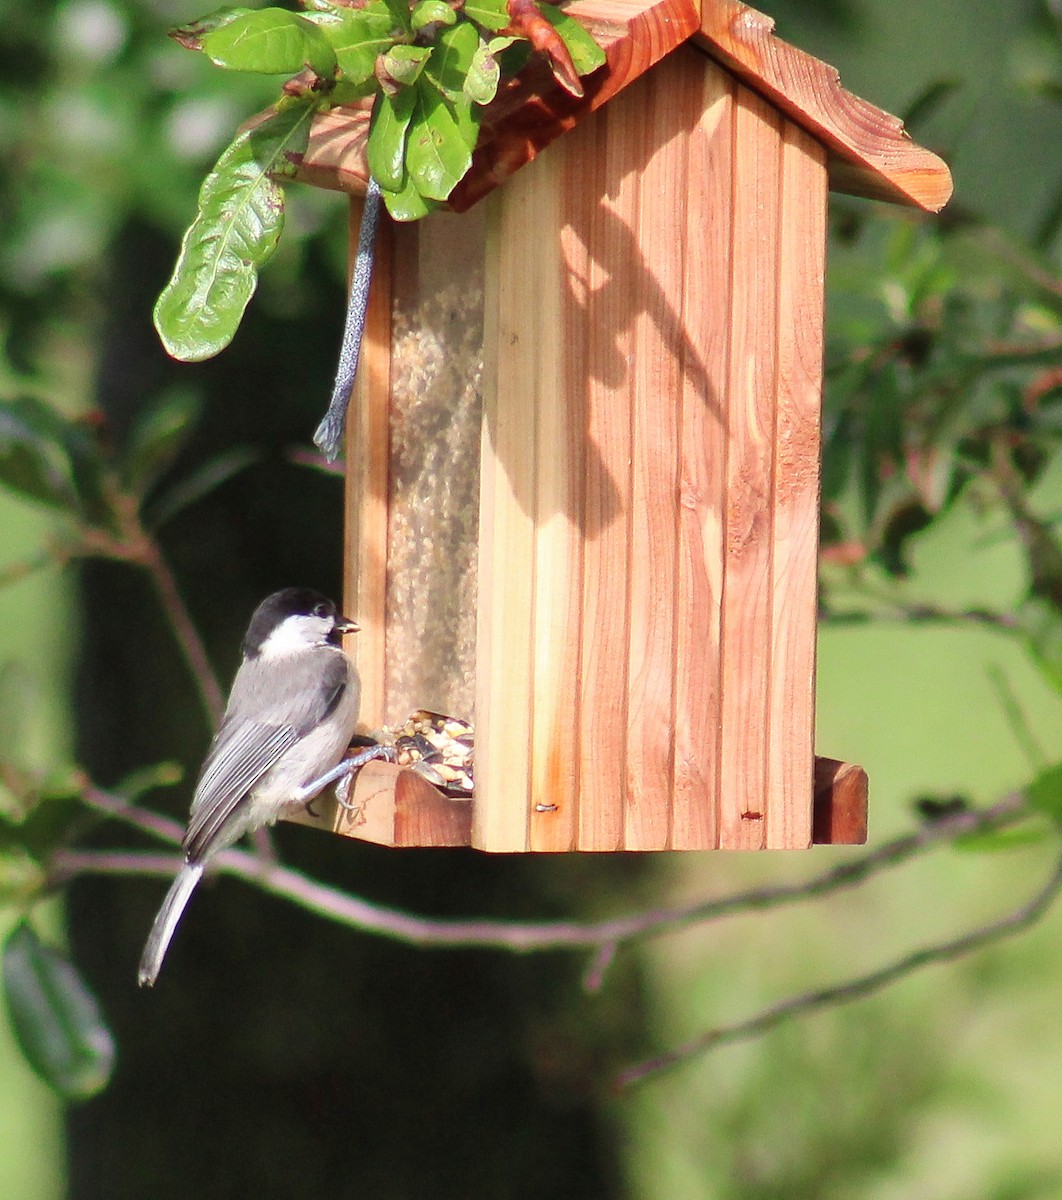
[73,784,1029,953]
[138,541,225,725]
[615,849,1062,1088]
[81,785,186,846]
[52,850,182,881]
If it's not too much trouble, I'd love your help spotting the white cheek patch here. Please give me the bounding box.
[258,614,334,659]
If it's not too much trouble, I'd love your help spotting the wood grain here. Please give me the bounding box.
[623,54,706,850]
[571,94,638,852]
[716,84,781,850]
[473,188,538,851]
[766,124,827,849]
[528,157,585,854]
[671,58,733,850]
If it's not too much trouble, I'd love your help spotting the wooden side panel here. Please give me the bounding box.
[474,186,538,851]
[767,124,827,848]
[671,61,733,850]
[344,196,392,728]
[621,55,703,850]
[570,86,640,852]
[528,164,586,854]
[717,85,781,850]
[475,50,826,852]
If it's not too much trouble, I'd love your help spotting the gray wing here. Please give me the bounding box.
[182,651,350,862]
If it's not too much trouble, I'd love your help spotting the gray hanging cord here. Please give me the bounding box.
[313,175,382,462]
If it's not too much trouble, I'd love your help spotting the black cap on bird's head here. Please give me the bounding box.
[242,588,359,658]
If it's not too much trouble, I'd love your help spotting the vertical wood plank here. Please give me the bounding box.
[624,53,704,850]
[767,124,827,848]
[474,189,538,851]
[344,196,392,729]
[717,85,782,850]
[575,96,639,851]
[671,61,734,849]
[529,150,585,853]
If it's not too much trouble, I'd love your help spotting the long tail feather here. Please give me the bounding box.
[138,863,204,987]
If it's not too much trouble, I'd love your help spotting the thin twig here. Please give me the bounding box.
[82,786,185,846]
[583,942,618,993]
[73,785,1028,952]
[139,541,224,724]
[822,601,1018,632]
[53,850,182,880]
[615,850,1062,1088]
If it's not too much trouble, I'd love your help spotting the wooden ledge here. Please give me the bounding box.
[288,754,868,848]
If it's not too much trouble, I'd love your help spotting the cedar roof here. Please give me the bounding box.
[293,0,952,212]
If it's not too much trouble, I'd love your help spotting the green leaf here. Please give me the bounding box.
[308,3,397,84]
[200,7,337,77]
[0,851,46,907]
[3,923,115,1102]
[1027,762,1062,823]
[380,174,440,221]
[170,7,253,50]
[0,398,114,526]
[464,39,503,104]
[367,86,417,192]
[153,99,315,362]
[121,388,203,494]
[412,0,457,30]
[540,6,606,75]
[461,0,509,33]
[376,0,413,36]
[406,83,474,201]
[330,77,380,106]
[0,399,78,512]
[450,92,481,153]
[423,20,480,99]
[383,44,433,86]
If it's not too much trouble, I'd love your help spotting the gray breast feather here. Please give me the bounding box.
[182,649,356,863]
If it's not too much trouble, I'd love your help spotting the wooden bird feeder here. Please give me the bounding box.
[289,0,951,852]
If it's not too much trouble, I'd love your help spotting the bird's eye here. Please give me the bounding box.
[313,602,329,618]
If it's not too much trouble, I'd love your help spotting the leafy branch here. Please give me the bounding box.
[0,392,258,723]
[152,0,605,363]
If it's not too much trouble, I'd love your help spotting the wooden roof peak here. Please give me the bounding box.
[294,0,952,213]
[695,0,952,210]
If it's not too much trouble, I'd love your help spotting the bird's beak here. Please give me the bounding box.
[335,615,360,635]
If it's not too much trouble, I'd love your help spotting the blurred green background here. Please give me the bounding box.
[1,0,1061,1197]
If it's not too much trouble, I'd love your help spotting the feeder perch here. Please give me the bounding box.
[287,0,951,852]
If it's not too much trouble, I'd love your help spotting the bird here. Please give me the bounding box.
[138,587,370,987]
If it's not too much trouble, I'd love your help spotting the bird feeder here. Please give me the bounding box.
[288,0,952,852]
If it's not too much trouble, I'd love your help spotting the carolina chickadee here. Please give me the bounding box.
[139,587,371,987]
